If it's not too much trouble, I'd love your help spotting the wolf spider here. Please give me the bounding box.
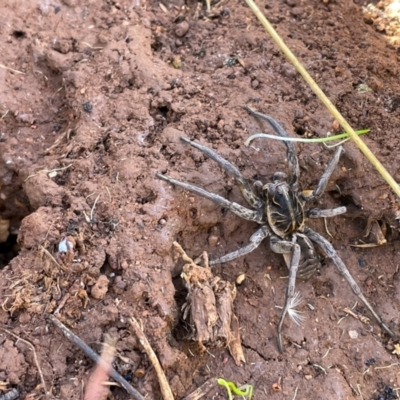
[156,106,396,352]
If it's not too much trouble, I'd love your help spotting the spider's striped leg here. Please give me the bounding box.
[210,225,271,265]
[304,226,397,339]
[156,173,264,223]
[302,146,343,202]
[245,106,300,189]
[180,137,263,209]
[270,234,302,353]
[307,206,346,219]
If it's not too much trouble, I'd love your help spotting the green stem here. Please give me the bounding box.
[217,379,253,399]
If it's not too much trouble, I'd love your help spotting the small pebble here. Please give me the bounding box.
[174,21,189,38]
[236,273,246,285]
[251,79,259,89]
[208,235,219,247]
[83,101,92,113]
[113,277,127,295]
[348,330,358,339]
[91,275,109,300]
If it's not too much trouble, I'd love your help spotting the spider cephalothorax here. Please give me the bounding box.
[156,106,396,352]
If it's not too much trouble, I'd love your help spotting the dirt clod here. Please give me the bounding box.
[91,275,110,300]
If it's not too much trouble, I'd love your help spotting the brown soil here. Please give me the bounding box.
[1,0,400,399]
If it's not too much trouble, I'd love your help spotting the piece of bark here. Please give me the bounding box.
[174,242,245,365]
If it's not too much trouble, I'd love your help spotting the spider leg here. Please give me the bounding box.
[245,106,300,189]
[307,206,346,219]
[304,226,397,339]
[180,136,263,208]
[270,234,301,353]
[302,146,343,202]
[156,173,264,223]
[210,225,271,265]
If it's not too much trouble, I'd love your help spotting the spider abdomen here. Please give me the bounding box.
[266,182,304,237]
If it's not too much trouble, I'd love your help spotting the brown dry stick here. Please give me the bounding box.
[129,317,174,400]
[181,378,217,400]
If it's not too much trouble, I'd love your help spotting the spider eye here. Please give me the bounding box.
[273,172,287,182]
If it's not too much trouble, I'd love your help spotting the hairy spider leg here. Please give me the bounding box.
[304,226,397,339]
[155,173,263,223]
[209,225,271,265]
[245,106,300,189]
[307,206,346,219]
[303,146,344,202]
[180,136,263,209]
[269,234,302,353]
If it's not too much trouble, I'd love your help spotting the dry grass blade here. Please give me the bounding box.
[182,378,217,400]
[244,0,400,199]
[129,317,174,400]
[1,328,49,399]
[0,64,25,74]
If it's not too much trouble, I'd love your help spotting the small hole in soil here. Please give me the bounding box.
[136,190,157,204]
[189,208,198,219]
[157,106,169,119]
[172,276,191,341]
[13,30,26,39]
[295,126,306,136]
[0,234,20,269]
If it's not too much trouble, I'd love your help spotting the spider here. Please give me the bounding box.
[156,106,396,352]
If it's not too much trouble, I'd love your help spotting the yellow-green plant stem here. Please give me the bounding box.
[217,378,253,399]
[244,0,400,198]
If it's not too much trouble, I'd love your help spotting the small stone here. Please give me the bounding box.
[304,374,313,380]
[91,275,109,300]
[285,0,299,6]
[236,273,246,285]
[251,79,259,89]
[291,7,304,17]
[208,235,219,247]
[348,330,358,339]
[174,21,189,37]
[113,277,127,295]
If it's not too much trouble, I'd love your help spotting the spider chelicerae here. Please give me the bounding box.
[156,106,396,352]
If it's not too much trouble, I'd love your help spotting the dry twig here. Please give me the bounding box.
[0,64,24,74]
[44,129,71,154]
[24,164,72,182]
[182,378,217,400]
[49,315,145,400]
[129,317,174,400]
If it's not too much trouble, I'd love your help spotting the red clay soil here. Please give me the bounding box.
[1,0,400,399]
